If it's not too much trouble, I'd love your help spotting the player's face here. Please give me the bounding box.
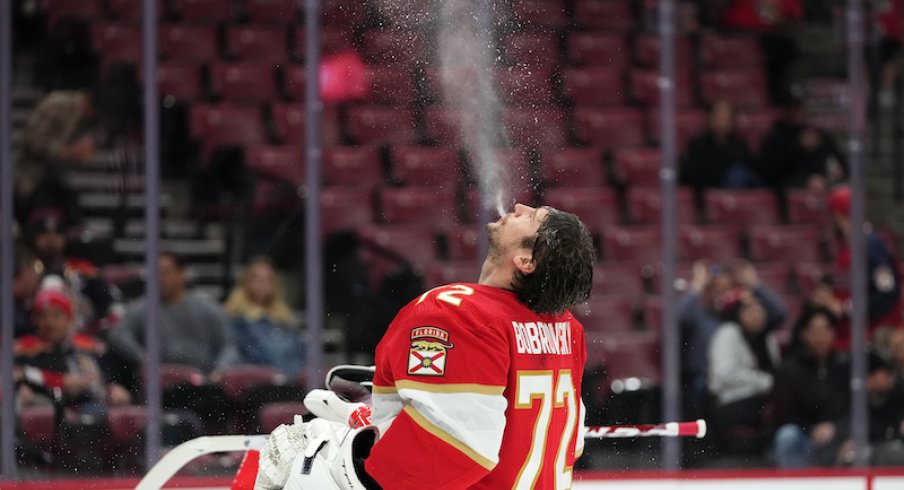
[35,306,71,344]
[487,204,550,256]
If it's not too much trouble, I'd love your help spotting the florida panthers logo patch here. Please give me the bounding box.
[408,326,453,376]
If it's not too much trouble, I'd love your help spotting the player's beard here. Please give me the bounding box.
[485,222,502,260]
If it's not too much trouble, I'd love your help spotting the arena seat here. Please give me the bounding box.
[390,145,460,186]
[502,107,568,148]
[602,225,662,264]
[629,68,696,107]
[787,189,830,226]
[281,64,306,100]
[593,263,645,297]
[700,69,769,108]
[677,225,741,262]
[170,0,234,22]
[46,0,103,26]
[292,28,354,57]
[462,187,536,222]
[218,365,287,402]
[227,24,289,62]
[243,0,297,24]
[322,0,369,26]
[259,402,309,434]
[586,331,662,383]
[538,147,606,187]
[18,406,57,453]
[271,103,342,146]
[346,105,419,145]
[246,145,304,187]
[321,187,376,235]
[544,187,621,237]
[210,62,279,103]
[705,189,781,227]
[425,260,480,288]
[423,107,463,145]
[159,364,206,390]
[322,146,384,187]
[627,187,698,224]
[736,109,778,148]
[159,62,204,102]
[108,0,157,20]
[366,65,418,105]
[444,225,479,260]
[572,0,634,31]
[107,405,148,449]
[160,24,219,62]
[754,261,793,294]
[794,262,830,295]
[378,186,457,226]
[189,103,266,160]
[92,23,142,71]
[633,34,695,69]
[358,224,441,286]
[647,108,707,151]
[361,29,427,65]
[502,32,561,68]
[699,34,763,69]
[573,107,646,149]
[611,147,662,188]
[561,67,626,106]
[512,0,568,30]
[748,225,822,264]
[641,296,663,332]
[496,66,556,105]
[566,31,629,67]
[573,295,637,332]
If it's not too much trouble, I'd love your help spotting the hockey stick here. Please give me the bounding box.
[135,434,268,490]
[584,419,707,439]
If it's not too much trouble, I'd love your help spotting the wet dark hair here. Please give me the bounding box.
[511,208,596,314]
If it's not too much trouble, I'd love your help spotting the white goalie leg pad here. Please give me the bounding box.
[283,424,379,490]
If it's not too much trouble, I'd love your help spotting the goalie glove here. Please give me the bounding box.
[325,364,375,404]
[304,389,372,429]
[282,423,380,490]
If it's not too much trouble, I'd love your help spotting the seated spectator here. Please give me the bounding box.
[863,350,904,465]
[788,274,844,355]
[14,286,131,417]
[869,0,902,108]
[680,100,761,211]
[707,288,784,451]
[14,249,42,338]
[679,260,785,418]
[827,186,902,349]
[108,252,240,377]
[225,256,305,376]
[759,97,847,195]
[772,307,850,468]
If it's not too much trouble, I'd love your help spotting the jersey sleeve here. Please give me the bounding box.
[366,286,511,490]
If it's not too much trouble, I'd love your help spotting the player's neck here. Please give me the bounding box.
[477,258,514,290]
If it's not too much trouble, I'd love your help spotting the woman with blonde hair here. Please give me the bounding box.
[225,256,304,375]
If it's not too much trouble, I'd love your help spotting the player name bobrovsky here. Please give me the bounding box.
[511,321,573,355]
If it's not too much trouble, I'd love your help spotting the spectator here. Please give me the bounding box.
[869,0,902,108]
[225,256,305,376]
[108,252,240,376]
[827,186,902,349]
[788,274,844,355]
[13,249,42,338]
[679,260,786,418]
[717,0,804,104]
[759,97,847,196]
[707,288,784,451]
[864,350,904,465]
[14,286,131,417]
[679,100,761,212]
[772,307,850,468]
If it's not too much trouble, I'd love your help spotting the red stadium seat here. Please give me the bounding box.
[322,146,384,187]
[677,225,741,262]
[423,107,463,145]
[611,147,661,187]
[502,33,561,68]
[544,187,621,237]
[502,108,567,148]
[189,104,266,160]
[218,365,287,401]
[561,67,626,106]
[629,68,696,107]
[755,262,792,294]
[246,145,304,187]
[748,225,821,263]
[573,0,634,31]
[573,107,646,149]
[700,69,769,108]
[271,103,342,146]
[170,0,234,22]
[573,296,637,332]
[787,190,830,226]
[292,28,354,58]
[634,34,694,69]
[705,190,781,227]
[158,62,203,102]
[358,224,440,285]
[107,405,148,447]
[361,29,427,65]
[346,105,419,145]
[108,0,161,20]
[425,260,480,288]
[92,23,142,71]
[627,187,698,224]
[647,108,707,152]
[699,34,763,69]
[567,32,629,67]
[512,0,568,30]
[46,0,103,26]
[462,186,536,222]
[592,333,662,382]
[259,402,309,434]
[602,225,662,264]
[243,0,297,23]
[379,187,457,225]
[210,62,278,103]
[794,262,830,295]
[282,64,306,100]
[645,262,696,296]
[322,0,369,26]
[160,24,219,62]
[539,147,606,187]
[472,148,536,197]
[366,65,417,105]
[321,187,375,235]
[390,146,460,186]
[227,25,288,62]
[496,66,556,105]
[593,263,645,297]
[736,109,779,149]
[160,364,206,389]
[18,406,56,452]
[445,225,479,260]
[642,296,663,332]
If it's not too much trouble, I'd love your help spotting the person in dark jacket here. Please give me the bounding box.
[772,307,851,467]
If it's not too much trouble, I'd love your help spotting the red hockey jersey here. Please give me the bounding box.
[365,283,587,489]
